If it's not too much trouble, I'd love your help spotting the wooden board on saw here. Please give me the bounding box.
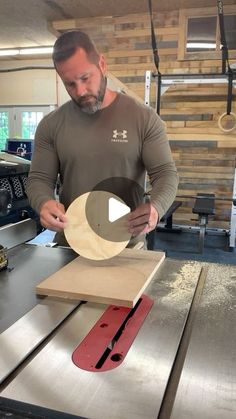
[36,248,165,307]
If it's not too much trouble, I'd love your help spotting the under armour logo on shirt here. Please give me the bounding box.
[111,130,128,142]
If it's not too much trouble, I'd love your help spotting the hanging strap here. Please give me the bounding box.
[148,0,162,115]
[217,0,231,74]
[217,0,234,116]
[227,71,233,115]
[148,0,161,74]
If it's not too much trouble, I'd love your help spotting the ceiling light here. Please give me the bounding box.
[19,47,53,55]
[0,49,20,56]
[0,46,53,57]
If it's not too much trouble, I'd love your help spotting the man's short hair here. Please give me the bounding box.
[52,30,100,66]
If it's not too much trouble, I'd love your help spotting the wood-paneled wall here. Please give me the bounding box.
[51,9,236,227]
[51,10,235,97]
[170,141,235,229]
[161,83,236,137]
[51,10,236,139]
[51,10,180,99]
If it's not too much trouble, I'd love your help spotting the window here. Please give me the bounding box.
[178,6,236,60]
[22,111,44,139]
[0,111,9,151]
[0,106,50,151]
[186,16,217,52]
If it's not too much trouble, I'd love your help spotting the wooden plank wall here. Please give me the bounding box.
[161,83,236,138]
[51,11,180,99]
[170,141,235,229]
[51,9,236,228]
[52,10,235,100]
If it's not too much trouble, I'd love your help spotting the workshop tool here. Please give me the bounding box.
[0,152,38,229]
[0,245,7,270]
[0,188,11,216]
[0,149,235,418]
[0,188,11,269]
[1,236,236,418]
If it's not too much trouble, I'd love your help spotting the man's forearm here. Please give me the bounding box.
[26,175,56,215]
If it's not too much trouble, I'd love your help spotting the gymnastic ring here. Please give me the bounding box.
[218,112,236,133]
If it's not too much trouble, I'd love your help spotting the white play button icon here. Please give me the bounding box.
[108,197,130,222]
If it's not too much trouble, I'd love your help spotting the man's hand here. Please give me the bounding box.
[39,200,67,231]
[127,202,159,236]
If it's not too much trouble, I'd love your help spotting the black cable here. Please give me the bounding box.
[217,0,235,116]
[217,0,232,74]
[227,71,233,115]
[148,0,160,74]
[148,0,162,115]
[0,66,53,73]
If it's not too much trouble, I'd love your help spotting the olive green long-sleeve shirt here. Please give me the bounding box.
[26,92,178,244]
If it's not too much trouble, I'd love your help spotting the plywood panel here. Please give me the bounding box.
[36,249,165,308]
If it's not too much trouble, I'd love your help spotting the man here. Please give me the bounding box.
[26,30,178,246]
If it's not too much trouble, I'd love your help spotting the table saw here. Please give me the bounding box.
[0,220,236,419]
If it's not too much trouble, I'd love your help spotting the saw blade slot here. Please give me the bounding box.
[72,294,154,372]
[95,298,142,369]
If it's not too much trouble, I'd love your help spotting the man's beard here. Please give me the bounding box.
[72,73,107,114]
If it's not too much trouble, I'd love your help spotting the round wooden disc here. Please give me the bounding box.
[64,191,131,260]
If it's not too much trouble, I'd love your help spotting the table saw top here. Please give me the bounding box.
[0,244,236,419]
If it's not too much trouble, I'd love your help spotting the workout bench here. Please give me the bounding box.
[147,200,182,250]
[192,193,215,253]
[156,201,182,232]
